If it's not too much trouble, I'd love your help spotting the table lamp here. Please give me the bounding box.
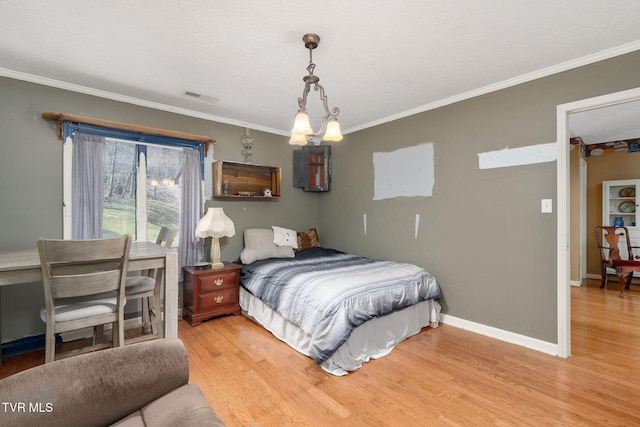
[195,207,235,268]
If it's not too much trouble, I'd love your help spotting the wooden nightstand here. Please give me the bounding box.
[182,262,242,326]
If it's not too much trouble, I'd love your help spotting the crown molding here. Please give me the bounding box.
[0,68,288,137]
[344,40,640,134]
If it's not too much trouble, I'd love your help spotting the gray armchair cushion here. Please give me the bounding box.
[0,338,224,427]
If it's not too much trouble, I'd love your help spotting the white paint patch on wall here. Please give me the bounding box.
[478,142,557,169]
[363,213,367,236]
[373,143,435,200]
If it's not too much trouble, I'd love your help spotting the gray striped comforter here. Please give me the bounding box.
[240,248,441,364]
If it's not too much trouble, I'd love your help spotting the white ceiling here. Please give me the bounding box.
[570,99,640,145]
[2,1,640,139]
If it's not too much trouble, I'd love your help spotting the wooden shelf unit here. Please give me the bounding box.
[213,160,281,198]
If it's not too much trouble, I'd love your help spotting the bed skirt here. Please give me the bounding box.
[239,287,441,376]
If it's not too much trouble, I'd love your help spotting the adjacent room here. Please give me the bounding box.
[1,1,640,425]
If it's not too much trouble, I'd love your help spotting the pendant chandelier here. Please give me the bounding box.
[289,33,343,146]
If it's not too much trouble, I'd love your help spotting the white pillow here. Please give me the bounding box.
[240,228,295,264]
[272,226,298,249]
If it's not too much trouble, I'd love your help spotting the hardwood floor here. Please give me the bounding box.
[2,280,639,426]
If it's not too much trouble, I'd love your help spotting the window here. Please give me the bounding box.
[61,121,204,242]
[103,138,183,242]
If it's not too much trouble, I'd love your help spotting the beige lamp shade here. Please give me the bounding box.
[195,208,235,268]
[195,208,235,239]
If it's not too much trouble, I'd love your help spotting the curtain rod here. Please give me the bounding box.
[42,112,216,156]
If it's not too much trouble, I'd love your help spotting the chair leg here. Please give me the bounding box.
[618,273,627,297]
[147,296,157,337]
[141,297,152,333]
[45,326,55,364]
[625,272,633,290]
[110,322,116,347]
[600,263,608,289]
[114,319,125,347]
[94,324,105,344]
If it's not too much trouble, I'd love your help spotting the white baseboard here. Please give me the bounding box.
[440,314,559,356]
[586,272,640,283]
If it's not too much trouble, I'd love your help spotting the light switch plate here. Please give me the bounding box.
[541,199,553,213]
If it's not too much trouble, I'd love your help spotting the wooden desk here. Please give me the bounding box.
[0,241,178,362]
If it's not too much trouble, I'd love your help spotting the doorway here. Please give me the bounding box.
[557,86,640,357]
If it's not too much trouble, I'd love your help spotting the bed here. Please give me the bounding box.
[238,228,442,376]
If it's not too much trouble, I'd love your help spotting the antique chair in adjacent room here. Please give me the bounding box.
[595,225,640,297]
[37,235,131,362]
[125,226,177,343]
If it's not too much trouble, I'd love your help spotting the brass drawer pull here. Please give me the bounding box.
[215,295,224,304]
[214,278,224,286]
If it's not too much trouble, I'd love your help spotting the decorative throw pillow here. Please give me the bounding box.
[240,228,295,264]
[272,226,298,249]
[296,228,320,251]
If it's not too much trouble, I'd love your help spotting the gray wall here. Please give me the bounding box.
[2,49,640,346]
[319,51,640,343]
[0,77,320,342]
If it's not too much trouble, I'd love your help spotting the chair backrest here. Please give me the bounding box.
[156,226,177,248]
[138,227,176,281]
[595,226,634,263]
[37,236,131,302]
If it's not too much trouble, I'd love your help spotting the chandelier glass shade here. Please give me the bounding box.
[289,33,343,146]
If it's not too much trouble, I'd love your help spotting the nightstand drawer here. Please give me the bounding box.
[199,272,238,292]
[199,288,238,310]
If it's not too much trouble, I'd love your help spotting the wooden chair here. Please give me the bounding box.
[595,225,640,297]
[124,227,177,343]
[37,235,131,363]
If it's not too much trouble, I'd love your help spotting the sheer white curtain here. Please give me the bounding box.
[72,133,105,239]
[178,147,203,280]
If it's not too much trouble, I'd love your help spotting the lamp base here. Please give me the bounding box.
[209,237,224,269]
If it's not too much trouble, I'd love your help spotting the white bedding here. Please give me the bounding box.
[240,286,441,376]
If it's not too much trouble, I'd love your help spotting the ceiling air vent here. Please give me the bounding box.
[182,91,218,103]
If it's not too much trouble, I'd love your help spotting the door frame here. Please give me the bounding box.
[556,86,640,357]
[580,157,587,283]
